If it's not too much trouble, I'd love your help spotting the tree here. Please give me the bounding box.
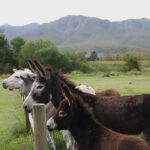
[75,51,87,61]
[35,47,60,67]
[88,51,99,61]
[10,36,25,67]
[19,40,57,66]
[11,36,25,52]
[19,39,89,72]
[0,33,15,73]
[123,53,141,71]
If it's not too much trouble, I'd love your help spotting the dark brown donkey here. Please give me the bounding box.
[46,83,150,150]
[23,60,150,144]
[96,88,120,97]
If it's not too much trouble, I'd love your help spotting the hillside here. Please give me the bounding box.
[1,15,150,52]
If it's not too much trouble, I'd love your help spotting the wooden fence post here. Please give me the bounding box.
[33,104,48,150]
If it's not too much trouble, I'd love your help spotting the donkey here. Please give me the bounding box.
[95,88,120,97]
[23,60,150,145]
[2,68,36,97]
[47,82,150,150]
[75,84,96,95]
[2,68,36,131]
[76,85,120,96]
[2,68,79,150]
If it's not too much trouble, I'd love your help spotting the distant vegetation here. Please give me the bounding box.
[0,33,89,74]
[0,32,150,74]
[123,53,141,71]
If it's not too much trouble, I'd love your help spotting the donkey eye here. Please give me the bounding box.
[59,110,68,117]
[37,85,44,89]
[15,76,19,78]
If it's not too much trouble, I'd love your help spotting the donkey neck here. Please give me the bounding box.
[50,74,64,108]
[59,74,77,91]
[20,79,34,97]
[69,105,103,150]
[50,73,77,107]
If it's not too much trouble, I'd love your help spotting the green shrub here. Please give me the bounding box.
[123,53,141,71]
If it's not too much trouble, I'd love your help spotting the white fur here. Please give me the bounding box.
[62,130,77,150]
[46,117,57,130]
[23,80,45,112]
[2,68,36,96]
[75,84,96,95]
[23,95,34,112]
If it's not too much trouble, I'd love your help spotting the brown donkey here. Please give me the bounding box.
[23,60,150,144]
[46,83,150,150]
[96,88,120,97]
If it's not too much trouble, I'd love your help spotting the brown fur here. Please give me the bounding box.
[47,83,150,150]
[96,88,120,97]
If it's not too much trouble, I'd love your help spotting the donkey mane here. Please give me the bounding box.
[62,82,101,127]
[56,72,77,90]
[74,86,97,105]
[76,95,99,124]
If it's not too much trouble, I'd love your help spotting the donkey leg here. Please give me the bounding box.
[142,129,150,146]
[25,110,30,131]
[23,96,30,131]
[61,130,77,150]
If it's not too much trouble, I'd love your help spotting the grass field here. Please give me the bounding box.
[1,71,150,150]
[88,60,150,72]
[69,71,150,95]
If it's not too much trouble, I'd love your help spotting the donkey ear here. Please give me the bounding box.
[33,60,46,77]
[12,68,17,72]
[20,76,25,81]
[28,60,46,78]
[45,66,52,80]
[20,74,36,82]
[60,82,74,106]
[28,60,38,74]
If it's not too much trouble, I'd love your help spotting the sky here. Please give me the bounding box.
[0,0,149,26]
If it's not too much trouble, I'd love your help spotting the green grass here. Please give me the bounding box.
[0,77,33,150]
[88,60,150,72]
[1,71,150,149]
[68,71,150,95]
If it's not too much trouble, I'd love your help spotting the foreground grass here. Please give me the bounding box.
[0,77,33,150]
[1,72,150,149]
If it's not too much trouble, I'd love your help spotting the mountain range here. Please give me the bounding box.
[1,15,150,52]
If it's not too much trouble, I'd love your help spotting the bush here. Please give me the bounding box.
[19,40,57,67]
[19,40,90,73]
[123,53,141,71]
[0,33,16,74]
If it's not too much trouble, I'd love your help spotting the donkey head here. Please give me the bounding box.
[47,82,75,131]
[2,68,36,96]
[23,60,64,113]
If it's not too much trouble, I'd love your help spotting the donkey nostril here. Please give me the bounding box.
[23,105,32,113]
[2,82,7,88]
[24,105,27,110]
[47,125,52,131]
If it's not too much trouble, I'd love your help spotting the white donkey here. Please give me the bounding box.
[2,69,35,96]
[2,68,95,150]
[2,69,57,150]
[2,69,36,130]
